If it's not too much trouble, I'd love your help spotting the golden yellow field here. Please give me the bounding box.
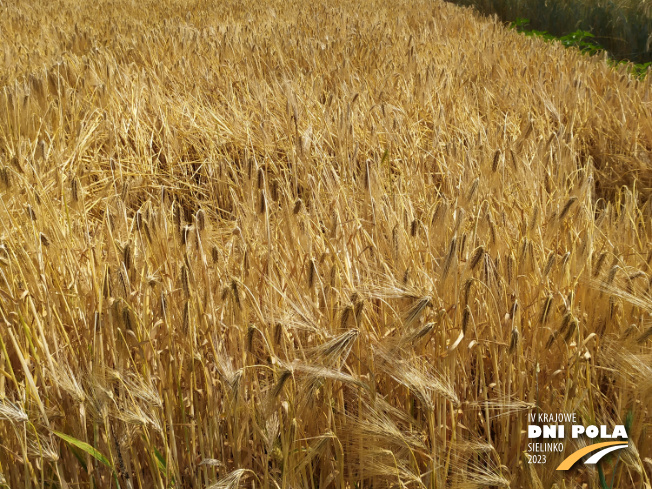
[0,0,651,487]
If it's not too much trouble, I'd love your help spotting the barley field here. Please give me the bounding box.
[0,0,651,488]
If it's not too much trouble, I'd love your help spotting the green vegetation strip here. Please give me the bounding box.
[510,17,651,78]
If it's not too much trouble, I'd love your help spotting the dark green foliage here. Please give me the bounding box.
[509,18,650,77]
[448,0,652,64]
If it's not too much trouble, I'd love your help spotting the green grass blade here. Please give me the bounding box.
[154,447,167,472]
[53,431,113,470]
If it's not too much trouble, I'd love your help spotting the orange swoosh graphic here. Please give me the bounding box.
[557,441,627,470]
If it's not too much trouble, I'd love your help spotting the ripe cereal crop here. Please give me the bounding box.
[0,0,651,487]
